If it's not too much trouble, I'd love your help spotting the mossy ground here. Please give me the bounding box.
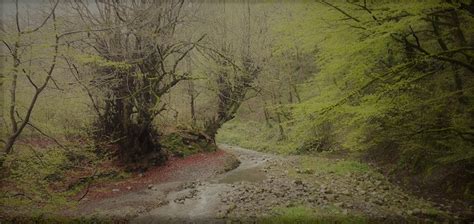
[161,132,216,157]
[259,206,367,224]
[0,140,133,218]
[217,120,298,154]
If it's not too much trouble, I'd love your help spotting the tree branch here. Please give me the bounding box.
[320,0,361,23]
[21,0,60,34]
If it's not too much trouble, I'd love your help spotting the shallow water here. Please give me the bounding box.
[218,167,267,183]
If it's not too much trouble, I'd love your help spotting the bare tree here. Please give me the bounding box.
[1,0,60,154]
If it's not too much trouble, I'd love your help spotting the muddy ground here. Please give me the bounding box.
[54,144,474,223]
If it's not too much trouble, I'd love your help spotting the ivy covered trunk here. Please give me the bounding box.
[76,0,198,163]
[205,58,260,140]
[94,72,163,163]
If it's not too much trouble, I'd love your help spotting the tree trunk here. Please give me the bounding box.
[9,47,19,134]
[94,73,162,162]
[431,14,467,111]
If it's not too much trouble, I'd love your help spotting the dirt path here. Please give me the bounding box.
[132,145,273,223]
[72,145,472,223]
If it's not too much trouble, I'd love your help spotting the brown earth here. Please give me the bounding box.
[64,145,473,223]
[2,144,473,223]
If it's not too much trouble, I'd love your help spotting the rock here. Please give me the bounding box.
[374,200,383,205]
[342,209,348,215]
[413,208,421,214]
[126,186,132,190]
[294,180,303,185]
[395,210,403,216]
[341,190,351,196]
[112,188,120,192]
[138,173,144,178]
[326,194,337,200]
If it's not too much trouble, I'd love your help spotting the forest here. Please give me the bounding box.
[0,0,473,223]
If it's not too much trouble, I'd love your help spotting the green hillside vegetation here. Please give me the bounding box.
[218,0,474,202]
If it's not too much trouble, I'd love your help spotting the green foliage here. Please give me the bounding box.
[217,120,299,154]
[261,206,319,224]
[0,146,80,215]
[259,206,367,224]
[287,0,472,168]
[218,0,474,200]
[0,142,134,217]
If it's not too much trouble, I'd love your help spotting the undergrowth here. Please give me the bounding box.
[0,139,127,217]
[161,132,216,157]
[259,206,367,224]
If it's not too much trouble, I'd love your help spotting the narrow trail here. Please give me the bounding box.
[72,145,471,223]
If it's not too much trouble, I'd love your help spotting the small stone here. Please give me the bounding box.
[112,188,120,192]
[138,173,144,178]
[341,190,351,195]
[148,184,154,189]
[371,198,383,205]
[342,209,348,215]
[126,186,132,190]
[294,180,303,185]
[327,194,336,200]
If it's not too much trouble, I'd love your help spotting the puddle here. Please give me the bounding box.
[218,167,267,184]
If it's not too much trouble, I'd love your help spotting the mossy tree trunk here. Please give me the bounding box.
[73,0,203,161]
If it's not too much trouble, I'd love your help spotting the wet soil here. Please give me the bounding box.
[65,145,473,223]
